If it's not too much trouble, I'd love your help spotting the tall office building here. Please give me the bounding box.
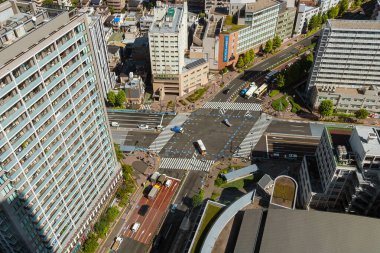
[149,1,209,98]
[0,1,121,252]
[307,20,380,112]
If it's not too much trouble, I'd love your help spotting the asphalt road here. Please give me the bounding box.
[212,31,321,103]
[107,111,174,129]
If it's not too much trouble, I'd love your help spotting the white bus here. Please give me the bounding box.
[195,139,207,155]
[253,84,268,98]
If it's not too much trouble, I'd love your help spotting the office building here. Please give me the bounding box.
[233,0,280,54]
[0,1,121,252]
[298,126,380,217]
[276,2,297,40]
[149,1,209,98]
[307,20,380,113]
[294,4,320,35]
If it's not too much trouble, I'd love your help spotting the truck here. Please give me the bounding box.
[148,184,160,200]
[111,122,119,127]
[111,237,123,251]
[171,126,184,133]
[157,174,167,185]
[150,172,161,183]
[244,83,258,99]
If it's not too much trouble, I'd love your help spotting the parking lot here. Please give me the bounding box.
[118,178,180,252]
[159,108,261,160]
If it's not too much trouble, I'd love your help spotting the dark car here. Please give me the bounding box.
[223,88,231,94]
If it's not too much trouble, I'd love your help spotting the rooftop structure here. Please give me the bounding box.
[270,176,297,209]
[150,3,185,33]
[222,164,258,183]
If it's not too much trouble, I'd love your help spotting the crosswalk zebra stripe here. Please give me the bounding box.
[159,158,215,171]
[202,102,262,111]
[233,114,272,157]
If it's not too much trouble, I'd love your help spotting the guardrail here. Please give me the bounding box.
[107,109,177,116]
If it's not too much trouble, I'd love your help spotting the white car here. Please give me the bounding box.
[138,124,149,129]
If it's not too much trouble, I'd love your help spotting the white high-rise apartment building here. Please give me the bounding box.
[0,1,121,252]
[307,19,380,112]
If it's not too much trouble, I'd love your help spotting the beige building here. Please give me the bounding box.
[106,0,125,13]
[149,2,209,99]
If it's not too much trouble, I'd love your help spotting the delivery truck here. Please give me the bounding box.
[148,184,160,200]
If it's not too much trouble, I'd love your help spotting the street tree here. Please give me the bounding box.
[273,35,282,50]
[318,99,334,117]
[322,13,328,24]
[115,90,127,106]
[276,74,286,89]
[243,53,251,65]
[339,0,349,15]
[328,5,340,18]
[192,189,205,207]
[82,233,99,253]
[355,108,369,119]
[107,91,116,106]
[264,39,273,54]
[308,15,319,31]
[248,49,255,62]
[236,56,245,68]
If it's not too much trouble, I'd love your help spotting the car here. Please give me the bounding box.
[223,119,232,127]
[171,126,184,133]
[240,88,248,96]
[156,125,164,130]
[138,124,149,129]
[170,204,178,213]
[222,88,231,94]
[131,222,141,232]
[111,122,119,127]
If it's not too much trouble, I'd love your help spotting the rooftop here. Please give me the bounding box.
[245,0,280,13]
[270,176,297,209]
[329,19,380,30]
[150,4,184,33]
[259,209,380,253]
[222,164,258,183]
[353,126,380,156]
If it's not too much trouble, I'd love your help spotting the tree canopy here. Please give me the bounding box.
[107,91,116,106]
[318,100,334,117]
[115,90,127,106]
[355,108,369,119]
[273,35,282,50]
[264,39,273,54]
[276,74,286,89]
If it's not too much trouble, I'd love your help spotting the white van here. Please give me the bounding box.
[111,122,119,127]
[131,222,140,232]
[164,179,172,188]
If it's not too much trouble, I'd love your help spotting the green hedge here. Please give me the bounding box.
[271,96,289,111]
[187,87,208,103]
[269,90,280,97]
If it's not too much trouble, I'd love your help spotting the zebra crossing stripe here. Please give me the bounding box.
[159,158,215,172]
[203,102,262,111]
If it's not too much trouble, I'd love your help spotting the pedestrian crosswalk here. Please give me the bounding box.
[233,114,272,157]
[203,102,262,111]
[148,113,189,153]
[159,158,215,172]
[140,104,151,110]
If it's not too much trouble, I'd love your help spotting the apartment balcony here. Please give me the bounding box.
[49,84,68,102]
[64,59,81,76]
[49,147,66,168]
[38,51,59,68]
[46,72,65,92]
[0,80,15,98]
[0,92,21,115]
[58,36,78,53]
[67,71,83,88]
[73,91,88,108]
[61,49,78,66]
[7,118,30,142]
[15,65,38,84]
[24,89,46,109]
[53,94,70,112]
[17,137,39,161]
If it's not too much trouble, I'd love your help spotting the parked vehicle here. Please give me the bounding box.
[131,222,141,232]
[150,172,161,183]
[111,237,123,251]
[164,179,173,188]
[240,88,248,96]
[253,84,268,98]
[111,122,119,127]
[148,184,160,200]
[138,124,149,129]
[223,88,231,94]
[223,119,232,127]
[157,174,167,185]
[286,154,298,159]
[171,126,184,133]
[244,83,258,99]
[265,70,279,82]
[156,125,164,130]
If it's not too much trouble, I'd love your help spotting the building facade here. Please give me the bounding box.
[106,0,125,13]
[276,3,296,40]
[307,20,380,112]
[294,4,320,35]
[235,0,280,54]
[87,15,116,99]
[149,2,209,98]
[298,127,380,217]
[0,2,121,252]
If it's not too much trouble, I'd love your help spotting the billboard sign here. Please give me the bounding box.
[223,35,229,62]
